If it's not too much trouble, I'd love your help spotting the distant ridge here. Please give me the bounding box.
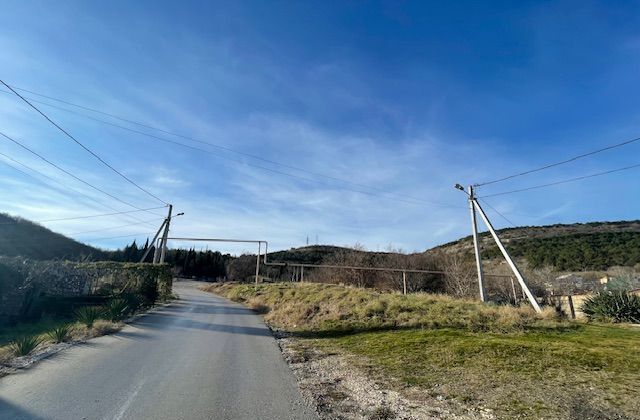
[427,220,640,271]
[0,213,105,260]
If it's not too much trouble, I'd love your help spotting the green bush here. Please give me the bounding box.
[46,324,72,343]
[105,299,129,322]
[139,275,159,306]
[10,335,42,356]
[75,306,103,328]
[581,291,640,323]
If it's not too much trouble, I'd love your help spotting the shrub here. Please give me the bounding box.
[581,291,640,323]
[46,324,72,343]
[93,320,122,336]
[120,292,143,313]
[139,276,159,306]
[10,335,42,356]
[105,299,129,322]
[75,306,103,328]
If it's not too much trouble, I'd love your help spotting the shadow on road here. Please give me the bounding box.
[134,315,273,337]
[0,398,47,420]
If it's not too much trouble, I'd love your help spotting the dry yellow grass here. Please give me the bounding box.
[204,282,570,334]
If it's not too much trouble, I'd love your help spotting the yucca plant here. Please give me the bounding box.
[105,298,129,322]
[46,324,73,343]
[10,336,42,357]
[75,306,103,329]
[581,291,640,323]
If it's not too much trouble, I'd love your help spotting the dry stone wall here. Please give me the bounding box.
[0,257,172,325]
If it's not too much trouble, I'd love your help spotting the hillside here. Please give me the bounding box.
[0,213,106,260]
[262,221,640,272]
[428,220,640,271]
[266,245,367,264]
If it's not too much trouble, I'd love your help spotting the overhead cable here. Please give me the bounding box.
[0,80,168,205]
[480,163,640,198]
[475,136,640,187]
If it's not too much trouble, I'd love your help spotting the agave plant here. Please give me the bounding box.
[581,291,640,323]
[105,298,129,322]
[10,335,42,357]
[75,306,104,329]
[46,324,73,343]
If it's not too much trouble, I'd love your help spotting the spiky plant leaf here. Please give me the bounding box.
[10,335,42,356]
[75,306,104,328]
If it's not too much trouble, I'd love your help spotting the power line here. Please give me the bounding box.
[0,80,168,205]
[480,162,640,198]
[478,198,517,228]
[0,150,161,227]
[0,130,165,216]
[0,85,461,209]
[70,218,163,235]
[0,206,166,225]
[83,232,154,242]
[474,136,640,187]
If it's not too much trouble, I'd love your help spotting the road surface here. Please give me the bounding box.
[0,281,316,420]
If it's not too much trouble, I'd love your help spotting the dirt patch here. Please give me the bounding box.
[276,334,493,420]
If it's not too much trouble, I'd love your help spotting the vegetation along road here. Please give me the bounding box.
[0,281,316,420]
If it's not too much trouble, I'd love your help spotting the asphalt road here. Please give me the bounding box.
[0,281,317,420]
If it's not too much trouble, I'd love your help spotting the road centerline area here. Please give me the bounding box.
[0,281,316,420]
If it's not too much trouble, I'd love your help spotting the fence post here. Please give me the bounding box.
[567,295,576,319]
[402,271,407,295]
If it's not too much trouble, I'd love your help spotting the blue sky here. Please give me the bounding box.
[0,0,639,254]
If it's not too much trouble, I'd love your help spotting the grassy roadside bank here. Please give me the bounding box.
[0,319,123,367]
[204,282,640,419]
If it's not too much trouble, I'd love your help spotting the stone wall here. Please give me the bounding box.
[0,257,172,325]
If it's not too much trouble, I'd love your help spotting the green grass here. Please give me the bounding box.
[0,317,71,346]
[208,282,640,419]
[308,324,640,419]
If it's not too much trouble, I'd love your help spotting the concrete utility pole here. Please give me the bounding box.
[140,219,167,263]
[468,185,486,302]
[455,184,541,313]
[472,198,542,313]
[146,205,183,264]
[158,205,172,263]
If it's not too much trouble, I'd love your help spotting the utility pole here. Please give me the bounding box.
[158,204,172,263]
[468,185,486,302]
[140,219,167,263]
[455,184,541,313]
[472,198,542,313]
[147,205,183,264]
